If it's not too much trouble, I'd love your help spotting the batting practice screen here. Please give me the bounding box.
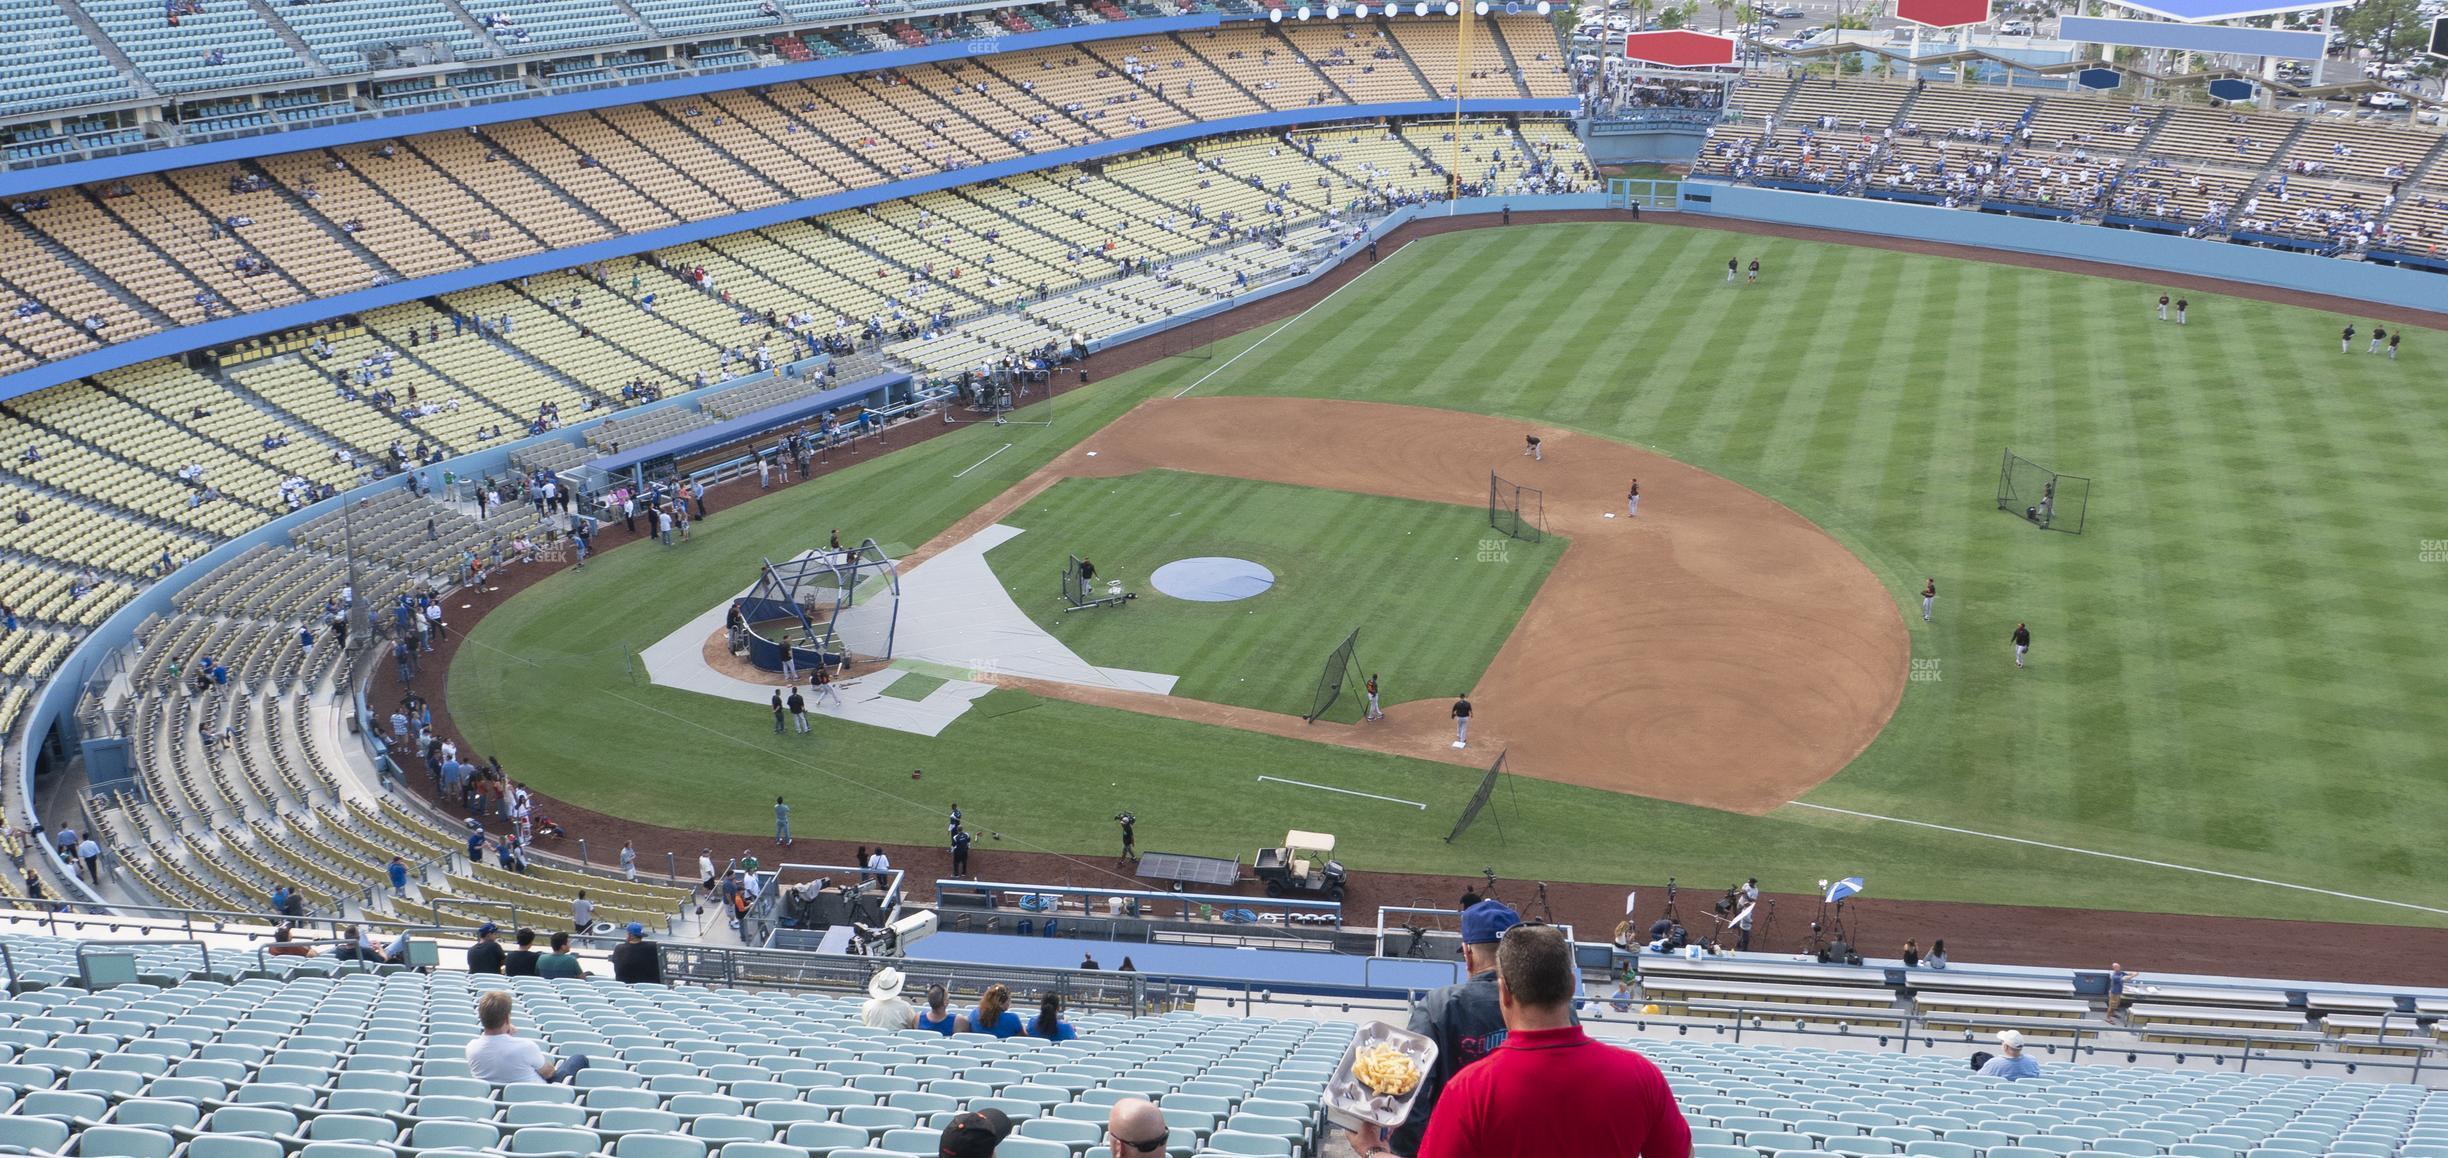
[1445,749,1508,843]
[1306,628,1362,724]
[1996,449,2090,534]
[1489,472,1543,543]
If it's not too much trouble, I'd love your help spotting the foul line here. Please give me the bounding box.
[953,443,1012,479]
[1256,775,1426,810]
[1173,240,1403,399]
[1788,802,2448,917]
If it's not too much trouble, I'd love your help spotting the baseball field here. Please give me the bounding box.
[448,221,2448,930]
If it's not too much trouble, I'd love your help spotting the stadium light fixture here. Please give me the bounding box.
[1415,2,1429,14]
[1270,6,1282,19]
[1446,1,1460,13]
[1326,3,1340,14]
[1298,5,1310,16]
[1536,1,1550,13]
[1476,1,1490,13]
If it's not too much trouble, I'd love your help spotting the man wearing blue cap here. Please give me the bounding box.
[1351,898,1542,1158]
[611,922,662,984]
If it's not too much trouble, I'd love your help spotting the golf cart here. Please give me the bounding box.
[1253,830,1345,900]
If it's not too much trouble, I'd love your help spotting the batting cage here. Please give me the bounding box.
[1489,472,1543,543]
[737,540,902,672]
[1996,449,2090,534]
[1305,628,1363,724]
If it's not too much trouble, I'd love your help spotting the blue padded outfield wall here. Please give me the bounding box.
[1677,182,2447,313]
[0,95,1574,406]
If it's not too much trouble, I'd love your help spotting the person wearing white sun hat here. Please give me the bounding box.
[1977,1029,2041,1081]
[862,967,917,1030]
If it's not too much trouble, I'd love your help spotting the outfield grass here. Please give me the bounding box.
[984,471,1562,720]
[450,222,2448,926]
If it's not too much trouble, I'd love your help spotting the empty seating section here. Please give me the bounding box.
[0,0,135,114]
[1190,26,1329,107]
[1079,35,1268,123]
[1281,24,1425,104]
[1496,15,1573,98]
[1387,16,1518,99]
[629,0,782,39]
[481,119,690,232]
[249,150,470,280]
[272,0,491,72]
[481,0,646,52]
[0,30,1464,347]
[0,959,1354,1158]
[79,0,312,92]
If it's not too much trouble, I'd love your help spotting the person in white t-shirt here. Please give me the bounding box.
[465,990,588,1085]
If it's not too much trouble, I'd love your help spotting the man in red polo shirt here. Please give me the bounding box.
[1415,924,1691,1158]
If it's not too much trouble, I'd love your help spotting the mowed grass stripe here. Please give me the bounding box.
[1189,223,2448,913]
[986,471,1562,717]
[450,223,2448,924]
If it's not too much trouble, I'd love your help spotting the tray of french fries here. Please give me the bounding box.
[1323,1021,1439,1130]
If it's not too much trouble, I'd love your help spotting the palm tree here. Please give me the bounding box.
[1712,0,1734,31]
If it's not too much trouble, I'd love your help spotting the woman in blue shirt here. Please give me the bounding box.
[917,983,960,1036]
[963,984,1024,1038]
[1030,993,1077,1042]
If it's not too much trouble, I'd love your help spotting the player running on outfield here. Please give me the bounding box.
[1921,578,1936,622]
[1727,258,1738,283]
[2011,622,2031,668]
[2175,298,2187,325]
[2157,293,2169,321]
[2342,324,2356,353]
[1364,674,1384,721]
[1747,258,1760,284]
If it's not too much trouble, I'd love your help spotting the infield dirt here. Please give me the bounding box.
[904,396,1911,815]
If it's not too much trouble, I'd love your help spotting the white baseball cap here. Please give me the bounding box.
[1996,1029,2024,1049]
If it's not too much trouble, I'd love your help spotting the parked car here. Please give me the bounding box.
[1771,4,1805,16]
[1998,18,2033,34]
[2365,91,2411,108]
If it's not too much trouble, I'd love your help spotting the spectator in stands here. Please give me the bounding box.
[467,921,506,974]
[1902,939,1922,967]
[1925,940,1948,970]
[612,921,662,983]
[572,891,593,935]
[538,932,584,979]
[505,928,542,977]
[1030,993,1078,1042]
[267,925,315,958]
[386,856,408,897]
[1356,899,1520,1158]
[1386,923,1690,1158]
[1105,1098,1168,1157]
[1977,1029,2041,1081]
[963,983,1025,1038]
[919,984,960,1035]
[331,926,384,963]
[467,990,590,1085]
[939,1108,1015,1158]
[862,967,919,1029]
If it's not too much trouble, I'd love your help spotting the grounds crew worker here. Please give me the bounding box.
[1350,899,1551,1157]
